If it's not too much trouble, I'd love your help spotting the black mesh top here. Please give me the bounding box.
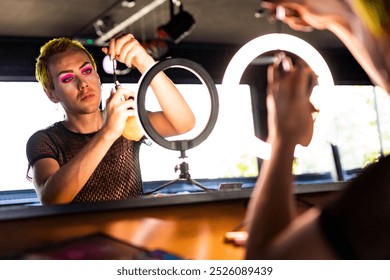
[26,122,143,203]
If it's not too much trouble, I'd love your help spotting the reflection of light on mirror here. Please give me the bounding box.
[222,33,335,160]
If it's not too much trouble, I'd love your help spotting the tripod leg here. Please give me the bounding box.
[188,178,214,192]
[144,178,180,195]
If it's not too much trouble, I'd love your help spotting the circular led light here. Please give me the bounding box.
[222,33,334,159]
[136,58,219,151]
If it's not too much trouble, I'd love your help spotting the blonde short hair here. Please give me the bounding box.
[353,0,390,37]
[35,38,97,93]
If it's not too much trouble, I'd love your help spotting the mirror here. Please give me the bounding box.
[0,1,383,212]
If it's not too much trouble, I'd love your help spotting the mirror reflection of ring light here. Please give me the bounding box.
[136,57,219,151]
[222,33,335,159]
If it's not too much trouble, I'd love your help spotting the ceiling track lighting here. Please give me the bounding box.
[157,0,195,44]
[93,16,115,37]
[94,0,167,45]
[254,8,267,19]
[141,39,169,60]
[121,0,136,8]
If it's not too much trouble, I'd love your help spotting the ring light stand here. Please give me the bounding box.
[136,58,219,195]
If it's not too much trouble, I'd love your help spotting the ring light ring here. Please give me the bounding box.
[222,33,334,159]
[222,33,334,86]
[136,58,219,151]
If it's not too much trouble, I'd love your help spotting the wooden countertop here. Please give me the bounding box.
[0,183,344,259]
[0,190,250,259]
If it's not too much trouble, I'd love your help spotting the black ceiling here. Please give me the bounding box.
[0,0,343,48]
[0,0,370,84]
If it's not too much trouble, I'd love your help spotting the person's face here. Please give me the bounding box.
[46,48,101,116]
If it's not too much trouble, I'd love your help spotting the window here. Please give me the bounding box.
[1,82,388,192]
[292,85,390,181]
[0,82,257,191]
[0,82,64,191]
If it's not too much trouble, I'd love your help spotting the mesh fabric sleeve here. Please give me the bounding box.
[26,130,59,180]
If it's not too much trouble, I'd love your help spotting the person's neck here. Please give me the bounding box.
[63,111,103,134]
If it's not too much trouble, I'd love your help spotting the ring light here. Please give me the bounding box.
[136,58,219,151]
[222,33,335,159]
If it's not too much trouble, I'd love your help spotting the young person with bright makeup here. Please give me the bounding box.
[244,0,390,259]
[26,33,195,205]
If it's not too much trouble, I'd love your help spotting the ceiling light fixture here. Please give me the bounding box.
[254,8,266,18]
[222,33,335,159]
[141,39,169,60]
[93,16,115,37]
[95,0,167,45]
[121,0,136,8]
[157,0,195,43]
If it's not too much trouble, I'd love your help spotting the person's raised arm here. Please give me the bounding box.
[102,34,195,138]
[245,56,318,259]
[261,0,390,94]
